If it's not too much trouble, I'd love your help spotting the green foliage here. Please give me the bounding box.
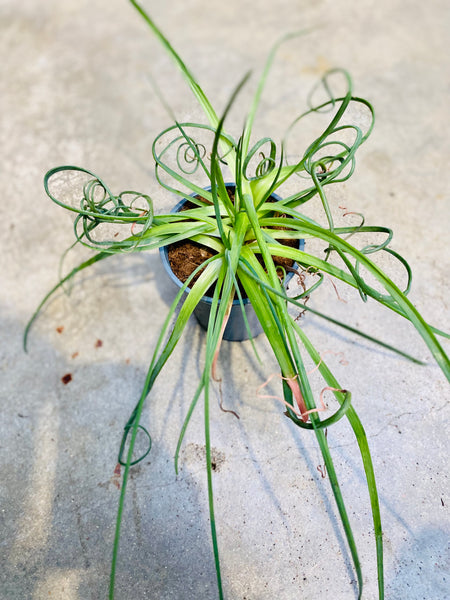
[26,1,449,599]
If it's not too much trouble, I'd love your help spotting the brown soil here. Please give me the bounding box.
[168,239,216,286]
[167,189,297,298]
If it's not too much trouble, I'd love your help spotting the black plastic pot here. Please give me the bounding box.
[159,185,304,342]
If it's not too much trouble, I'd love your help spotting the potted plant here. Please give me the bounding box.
[24,1,449,599]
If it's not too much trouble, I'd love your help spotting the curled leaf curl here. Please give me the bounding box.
[44,166,153,250]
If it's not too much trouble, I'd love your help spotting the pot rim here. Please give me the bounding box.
[159,183,303,306]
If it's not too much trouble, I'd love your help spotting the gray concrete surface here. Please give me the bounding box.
[1,1,449,599]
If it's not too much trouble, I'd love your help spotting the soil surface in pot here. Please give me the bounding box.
[167,190,297,298]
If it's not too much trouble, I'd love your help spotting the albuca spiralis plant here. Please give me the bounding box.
[25,1,450,599]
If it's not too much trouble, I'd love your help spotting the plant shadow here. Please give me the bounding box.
[3,306,222,599]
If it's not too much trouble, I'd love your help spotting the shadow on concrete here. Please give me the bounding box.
[1,302,222,599]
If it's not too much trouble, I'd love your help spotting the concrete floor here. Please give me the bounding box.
[1,1,449,599]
